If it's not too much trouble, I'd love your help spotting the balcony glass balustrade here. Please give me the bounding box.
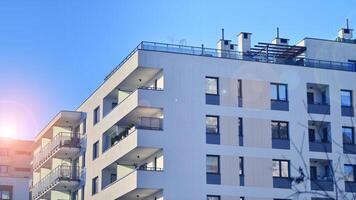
[32,165,80,200]
[32,132,80,170]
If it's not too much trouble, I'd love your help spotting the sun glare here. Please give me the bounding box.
[0,123,17,138]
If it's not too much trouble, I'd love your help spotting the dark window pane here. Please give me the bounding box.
[206,116,219,134]
[206,156,219,173]
[341,90,352,107]
[343,127,354,144]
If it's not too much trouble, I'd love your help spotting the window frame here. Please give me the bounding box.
[206,155,220,174]
[238,117,243,137]
[93,106,100,125]
[271,121,289,140]
[343,126,355,145]
[271,83,288,101]
[92,176,98,195]
[344,164,356,182]
[92,141,99,160]
[272,159,290,178]
[206,115,220,134]
[341,89,353,107]
[239,157,244,176]
[206,76,219,95]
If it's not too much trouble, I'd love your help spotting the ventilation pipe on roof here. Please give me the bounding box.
[271,27,289,45]
[217,28,237,52]
[337,19,353,41]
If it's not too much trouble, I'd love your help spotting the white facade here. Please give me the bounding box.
[31,27,356,200]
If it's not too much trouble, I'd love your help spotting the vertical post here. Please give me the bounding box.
[221,28,225,40]
[201,44,204,55]
[347,18,349,29]
[277,27,280,38]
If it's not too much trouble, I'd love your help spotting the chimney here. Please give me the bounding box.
[217,28,237,51]
[337,19,353,40]
[271,27,289,45]
[237,32,252,52]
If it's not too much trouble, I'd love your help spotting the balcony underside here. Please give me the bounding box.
[34,147,80,171]
[35,180,79,200]
[116,188,162,200]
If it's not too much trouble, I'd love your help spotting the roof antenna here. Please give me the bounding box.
[221,28,225,40]
[346,18,349,29]
[276,27,280,38]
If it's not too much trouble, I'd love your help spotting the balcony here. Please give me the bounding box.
[95,167,163,200]
[31,165,80,200]
[105,41,356,82]
[308,121,332,153]
[310,159,334,191]
[307,83,330,115]
[32,132,80,171]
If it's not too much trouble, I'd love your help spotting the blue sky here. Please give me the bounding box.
[0,0,355,139]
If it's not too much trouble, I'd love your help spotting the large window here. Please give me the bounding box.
[343,127,354,144]
[93,106,100,125]
[207,195,220,200]
[92,141,99,160]
[206,155,220,174]
[345,165,355,182]
[272,160,290,178]
[206,77,219,95]
[272,121,289,140]
[206,115,219,134]
[92,176,98,195]
[271,83,288,101]
[341,90,353,107]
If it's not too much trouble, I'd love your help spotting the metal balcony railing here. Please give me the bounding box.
[104,117,163,152]
[32,132,80,170]
[32,165,80,199]
[105,41,356,80]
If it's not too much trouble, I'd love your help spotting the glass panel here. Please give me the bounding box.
[343,127,354,144]
[345,165,355,182]
[206,116,218,134]
[206,156,219,173]
[341,90,352,106]
[281,161,289,177]
[206,78,218,95]
[271,122,279,139]
[279,122,289,139]
[278,85,287,101]
[271,84,278,100]
[272,160,280,177]
[207,196,220,200]
[1,191,10,199]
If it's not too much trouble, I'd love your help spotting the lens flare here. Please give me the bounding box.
[0,122,16,138]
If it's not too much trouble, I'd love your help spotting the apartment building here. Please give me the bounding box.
[30,25,356,200]
[0,137,35,200]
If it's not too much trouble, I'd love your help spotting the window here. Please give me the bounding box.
[343,127,354,144]
[110,174,117,183]
[271,83,288,101]
[272,160,290,178]
[206,77,219,95]
[239,157,244,175]
[238,79,242,98]
[82,151,86,168]
[206,155,220,174]
[207,195,220,200]
[0,165,9,173]
[206,115,219,134]
[240,197,245,200]
[238,118,243,136]
[243,33,248,39]
[92,141,99,160]
[272,121,289,139]
[0,190,11,200]
[345,165,355,182]
[341,90,353,107]
[92,176,98,195]
[93,106,100,125]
